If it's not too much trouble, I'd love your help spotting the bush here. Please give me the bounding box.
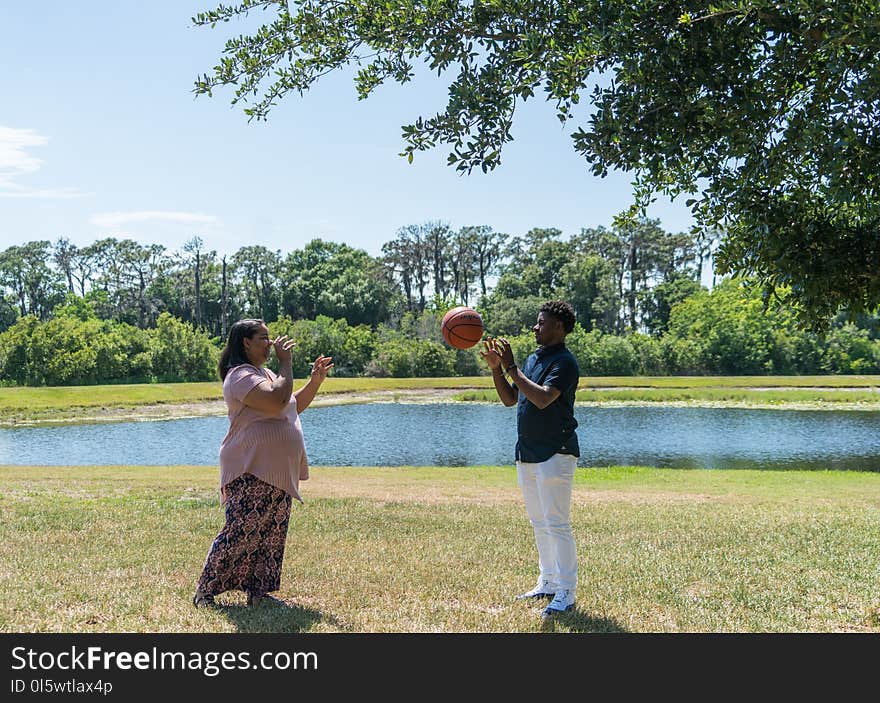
[820,324,880,374]
[366,339,455,377]
[0,315,41,384]
[0,314,157,385]
[564,327,635,376]
[480,294,545,336]
[659,335,707,375]
[665,280,793,374]
[367,339,414,377]
[29,317,96,385]
[589,334,637,376]
[270,315,378,377]
[628,333,666,375]
[453,347,485,375]
[150,313,217,382]
[412,340,456,377]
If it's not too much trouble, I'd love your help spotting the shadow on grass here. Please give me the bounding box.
[214,596,342,633]
[540,607,629,633]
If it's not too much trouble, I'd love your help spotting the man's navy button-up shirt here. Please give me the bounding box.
[514,342,580,463]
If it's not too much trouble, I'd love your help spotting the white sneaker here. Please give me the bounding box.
[542,588,575,615]
[515,579,555,600]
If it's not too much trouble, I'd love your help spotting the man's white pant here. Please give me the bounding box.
[516,453,578,591]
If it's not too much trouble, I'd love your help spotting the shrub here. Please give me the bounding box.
[820,324,880,374]
[366,339,455,377]
[150,313,217,382]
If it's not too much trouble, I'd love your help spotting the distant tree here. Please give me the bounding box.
[448,227,478,306]
[557,253,618,333]
[468,225,507,299]
[499,228,573,298]
[87,238,126,319]
[0,242,65,319]
[382,225,430,312]
[665,279,800,374]
[381,237,415,312]
[52,237,78,295]
[0,295,18,333]
[424,221,452,299]
[641,273,703,336]
[183,237,207,329]
[221,255,230,340]
[119,239,166,328]
[577,220,699,332]
[231,245,281,321]
[280,239,399,326]
[69,242,100,297]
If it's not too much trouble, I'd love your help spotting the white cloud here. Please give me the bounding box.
[0,125,83,198]
[90,211,220,229]
[0,126,45,175]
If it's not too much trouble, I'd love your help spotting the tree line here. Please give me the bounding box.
[1,222,878,385]
[1,279,877,386]
[0,219,712,339]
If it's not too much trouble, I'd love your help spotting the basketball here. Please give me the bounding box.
[441,306,484,349]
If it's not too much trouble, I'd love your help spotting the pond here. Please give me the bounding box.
[2,404,879,471]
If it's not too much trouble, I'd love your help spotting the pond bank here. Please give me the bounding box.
[3,386,880,427]
[0,388,466,427]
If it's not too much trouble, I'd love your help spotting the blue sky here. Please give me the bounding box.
[1,2,694,259]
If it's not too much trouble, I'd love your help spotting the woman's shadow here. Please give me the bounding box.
[214,596,342,633]
[540,606,629,633]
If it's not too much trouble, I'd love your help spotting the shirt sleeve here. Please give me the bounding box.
[542,356,579,393]
[225,365,269,403]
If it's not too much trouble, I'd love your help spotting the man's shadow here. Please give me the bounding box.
[214,596,342,633]
[540,606,629,633]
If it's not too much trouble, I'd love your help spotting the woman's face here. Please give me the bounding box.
[243,324,272,366]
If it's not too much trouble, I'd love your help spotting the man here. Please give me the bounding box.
[481,300,580,616]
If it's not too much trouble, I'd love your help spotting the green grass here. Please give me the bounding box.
[0,378,491,412]
[1,464,878,633]
[457,387,880,405]
[0,382,224,411]
[576,375,880,388]
[0,378,498,424]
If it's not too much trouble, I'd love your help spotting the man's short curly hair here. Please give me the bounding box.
[540,300,576,333]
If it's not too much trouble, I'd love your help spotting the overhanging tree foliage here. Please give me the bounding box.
[193,0,880,326]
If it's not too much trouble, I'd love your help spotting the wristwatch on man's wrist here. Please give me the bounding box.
[506,362,517,374]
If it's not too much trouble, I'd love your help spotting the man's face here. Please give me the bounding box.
[532,312,559,345]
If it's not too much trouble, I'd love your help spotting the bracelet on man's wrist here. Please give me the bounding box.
[506,363,517,374]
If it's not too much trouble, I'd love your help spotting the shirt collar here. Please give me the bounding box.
[536,342,566,357]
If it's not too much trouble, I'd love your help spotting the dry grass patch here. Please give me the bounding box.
[1,464,878,633]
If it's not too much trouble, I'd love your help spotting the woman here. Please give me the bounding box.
[193,318,333,607]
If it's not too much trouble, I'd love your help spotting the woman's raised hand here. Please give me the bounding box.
[310,354,334,383]
[272,335,296,365]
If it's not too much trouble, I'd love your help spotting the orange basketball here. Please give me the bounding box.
[441,306,484,349]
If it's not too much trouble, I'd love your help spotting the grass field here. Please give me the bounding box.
[1,375,879,424]
[576,375,880,388]
[458,387,880,405]
[1,464,878,633]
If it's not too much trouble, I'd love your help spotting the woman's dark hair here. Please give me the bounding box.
[218,319,266,380]
[540,300,576,334]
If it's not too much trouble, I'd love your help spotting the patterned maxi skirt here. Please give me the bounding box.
[196,472,293,598]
